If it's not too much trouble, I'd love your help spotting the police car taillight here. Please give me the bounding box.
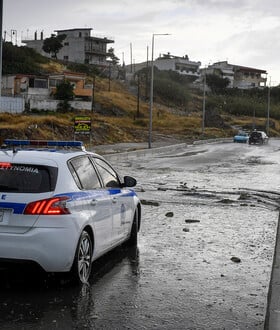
[24,196,70,215]
[0,162,12,169]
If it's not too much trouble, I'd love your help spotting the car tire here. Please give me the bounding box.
[126,212,138,247]
[71,230,93,284]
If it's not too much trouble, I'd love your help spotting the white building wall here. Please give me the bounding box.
[0,96,25,113]
[30,99,58,111]
[27,88,50,98]
[154,59,175,71]
[29,99,92,111]
[57,37,85,63]
[2,75,15,89]
[23,40,46,56]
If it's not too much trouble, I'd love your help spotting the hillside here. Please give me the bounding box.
[1,43,280,147]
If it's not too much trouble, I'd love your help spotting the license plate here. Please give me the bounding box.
[0,209,10,223]
[0,211,4,222]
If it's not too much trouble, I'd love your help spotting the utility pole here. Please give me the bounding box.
[0,0,3,99]
[148,33,170,149]
[108,62,111,92]
[130,43,133,73]
[91,75,95,112]
[266,76,271,135]
[136,74,140,118]
[202,71,206,135]
[145,45,149,100]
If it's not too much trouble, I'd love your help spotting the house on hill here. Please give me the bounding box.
[22,28,114,67]
[153,53,201,81]
[2,71,93,111]
[2,72,92,100]
[126,53,201,82]
[201,61,267,89]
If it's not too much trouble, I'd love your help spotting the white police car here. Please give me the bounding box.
[0,140,141,283]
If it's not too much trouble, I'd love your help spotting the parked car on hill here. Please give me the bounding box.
[248,130,269,145]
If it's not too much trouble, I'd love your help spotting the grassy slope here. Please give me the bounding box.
[1,61,279,145]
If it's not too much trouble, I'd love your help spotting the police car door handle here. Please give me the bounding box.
[91,199,98,206]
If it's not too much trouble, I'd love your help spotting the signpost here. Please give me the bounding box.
[74,116,92,145]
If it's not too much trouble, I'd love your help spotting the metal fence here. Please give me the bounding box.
[0,96,25,113]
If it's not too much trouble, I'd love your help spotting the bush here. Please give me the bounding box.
[154,77,190,106]
[2,42,49,75]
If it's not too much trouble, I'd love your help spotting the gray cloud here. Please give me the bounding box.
[3,0,280,83]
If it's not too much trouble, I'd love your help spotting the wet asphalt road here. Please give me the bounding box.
[0,140,280,330]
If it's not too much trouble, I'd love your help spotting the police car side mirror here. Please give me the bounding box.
[123,176,137,187]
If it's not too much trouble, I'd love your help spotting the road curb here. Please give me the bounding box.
[103,138,231,162]
[265,211,280,329]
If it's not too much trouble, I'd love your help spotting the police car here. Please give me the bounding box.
[0,140,141,283]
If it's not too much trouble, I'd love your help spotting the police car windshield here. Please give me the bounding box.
[0,163,58,193]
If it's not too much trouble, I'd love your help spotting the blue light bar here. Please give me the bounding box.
[3,139,84,148]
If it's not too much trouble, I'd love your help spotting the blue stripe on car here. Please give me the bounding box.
[0,189,136,214]
[0,202,26,214]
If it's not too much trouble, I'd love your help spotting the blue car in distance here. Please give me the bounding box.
[233,132,249,143]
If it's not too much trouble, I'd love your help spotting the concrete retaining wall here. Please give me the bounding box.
[29,99,92,111]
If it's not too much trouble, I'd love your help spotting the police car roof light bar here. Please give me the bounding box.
[3,140,84,149]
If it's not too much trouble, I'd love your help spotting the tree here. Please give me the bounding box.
[54,80,74,112]
[206,74,230,93]
[107,47,119,65]
[42,34,66,59]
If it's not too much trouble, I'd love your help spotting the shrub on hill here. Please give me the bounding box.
[2,42,49,75]
[136,67,191,108]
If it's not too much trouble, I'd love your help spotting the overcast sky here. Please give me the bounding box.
[3,0,280,85]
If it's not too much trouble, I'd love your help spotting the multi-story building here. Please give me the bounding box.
[127,53,201,81]
[22,28,114,67]
[153,53,201,81]
[201,61,267,89]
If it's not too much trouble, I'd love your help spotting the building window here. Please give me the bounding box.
[34,79,48,89]
[64,42,69,46]
[49,79,58,87]
[64,56,69,60]
[79,32,82,37]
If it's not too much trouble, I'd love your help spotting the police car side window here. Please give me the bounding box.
[93,158,120,188]
[69,156,101,190]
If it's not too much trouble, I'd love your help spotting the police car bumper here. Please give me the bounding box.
[0,227,79,272]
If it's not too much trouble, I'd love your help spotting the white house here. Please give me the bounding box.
[153,53,201,80]
[201,61,267,89]
[127,53,201,81]
[22,28,114,67]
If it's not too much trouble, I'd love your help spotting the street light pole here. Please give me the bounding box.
[202,71,206,135]
[266,76,271,136]
[148,33,170,149]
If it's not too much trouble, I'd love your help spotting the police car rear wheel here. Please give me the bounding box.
[71,231,93,284]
